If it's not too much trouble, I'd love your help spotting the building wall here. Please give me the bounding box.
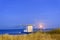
[27,25,33,32]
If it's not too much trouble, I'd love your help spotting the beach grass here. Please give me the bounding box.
[0,29,60,40]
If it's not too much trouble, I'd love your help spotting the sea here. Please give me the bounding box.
[0,28,53,35]
[0,29,28,35]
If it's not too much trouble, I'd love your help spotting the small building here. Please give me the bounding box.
[24,25,33,32]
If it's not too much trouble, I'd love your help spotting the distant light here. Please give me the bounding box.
[39,23,44,29]
[24,30,28,32]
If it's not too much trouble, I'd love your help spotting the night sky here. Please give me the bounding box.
[0,0,60,29]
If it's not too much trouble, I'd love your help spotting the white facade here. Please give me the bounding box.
[27,25,33,32]
[24,25,33,32]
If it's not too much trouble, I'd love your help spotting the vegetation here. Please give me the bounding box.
[0,29,60,40]
[46,28,60,34]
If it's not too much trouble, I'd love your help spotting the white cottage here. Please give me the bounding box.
[24,25,33,32]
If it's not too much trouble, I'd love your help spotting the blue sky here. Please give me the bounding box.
[0,0,60,29]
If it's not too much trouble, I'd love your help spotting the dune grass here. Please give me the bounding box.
[0,29,60,40]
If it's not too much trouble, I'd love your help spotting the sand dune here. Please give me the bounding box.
[0,32,58,40]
